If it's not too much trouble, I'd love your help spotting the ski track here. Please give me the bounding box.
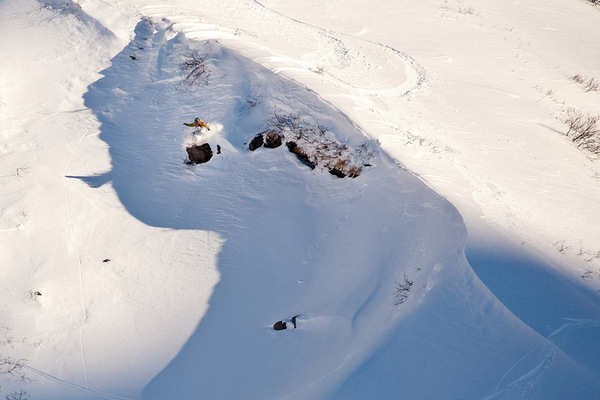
[485,318,600,399]
[24,365,134,400]
[486,342,552,399]
[63,125,92,390]
[547,318,600,341]
[135,0,426,100]
[484,350,557,400]
[250,0,429,96]
[0,225,25,233]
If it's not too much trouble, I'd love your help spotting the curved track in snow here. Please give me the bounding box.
[250,0,428,96]
[116,0,426,101]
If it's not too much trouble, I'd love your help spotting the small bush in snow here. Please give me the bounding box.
[5,390,29,400]
[586,78,600,92]
[571,74,600,92]
[457,5,476,15]
[244,92,263,108]
[269,113,374,178]
[1,327,15,348]
[581,269,593,280]
[38,0,82,15]
[554,239,570,254]
[560,107,600,154]
[393,274,413,307]
[178,52,211,87]
[0,355,29,382]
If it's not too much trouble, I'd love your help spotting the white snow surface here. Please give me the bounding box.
[1,0,600,399]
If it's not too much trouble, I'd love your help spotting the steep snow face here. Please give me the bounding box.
[2,0,600,399]
[81,18,471,399]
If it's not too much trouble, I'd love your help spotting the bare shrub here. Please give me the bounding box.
[585,77,600,92]
[457,5,475,15]
[6,390,29,400]
[1,327,15,348]
[581,270,593,280]
[0,356,29,382]
[178,52,211,87]
[570,74,600,92]
[571,74,586,85]
[393,275,414,307]
[269,112,374,178]
[244,92,262,108]
[38,0,82,15]
[560,107,600,153]
[554,239,570,254]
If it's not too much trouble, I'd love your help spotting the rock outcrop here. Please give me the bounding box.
[249,134,264,151]
[186,143,213,164]
[264,131,284,148]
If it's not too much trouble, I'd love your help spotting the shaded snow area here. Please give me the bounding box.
[1,0,600,400]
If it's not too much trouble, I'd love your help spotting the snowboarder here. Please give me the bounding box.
[184,118,210,130]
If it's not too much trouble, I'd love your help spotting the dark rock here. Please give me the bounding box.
[291,315,299,329]
[264,131,284,148]
[249,133,264,151]
[217,144,221,154]
[327,160,361,178]
[328,166,361,178]
[186,143,213,164]
[286,141,316,169]
[273,321,287,330]
[329,167,347,178]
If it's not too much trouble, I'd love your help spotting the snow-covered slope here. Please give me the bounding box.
[1,0,599,399]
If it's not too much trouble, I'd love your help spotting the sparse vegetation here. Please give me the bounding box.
[0,355,29,382]
[533,85,556,103]
[457,5,475,15]
[581,269,593,280]
[554,239,570,254]
[178,52,211,87]
[244,92,262,108]
[269,112,374,178]
[1,327,15,348]
[553,240,600,270]
[560,107,600,154]
[440,0,477,17]
[38,0,82,15]
[571,74,600,92]
[393,274,414,307]
[5,389,29,400]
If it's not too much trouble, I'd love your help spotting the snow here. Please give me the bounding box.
[1,0,599,399]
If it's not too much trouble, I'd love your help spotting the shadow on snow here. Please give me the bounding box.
[79,19,463,400]
[77,18,600,400]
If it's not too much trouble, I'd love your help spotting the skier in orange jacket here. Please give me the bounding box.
[184,118,210,130]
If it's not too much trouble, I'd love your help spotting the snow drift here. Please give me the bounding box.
[1,1,600,399]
